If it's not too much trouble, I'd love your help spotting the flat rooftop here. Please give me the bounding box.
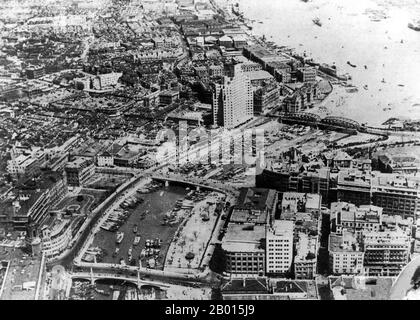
[0,248,44,300]
[221,277,268,295]
[331,276,394,300]
[329,232,361,253]
[222,224,265,253]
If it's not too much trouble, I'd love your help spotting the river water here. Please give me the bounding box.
[233,0,420,125]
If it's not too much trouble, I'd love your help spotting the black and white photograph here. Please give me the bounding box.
[0,0,419,305]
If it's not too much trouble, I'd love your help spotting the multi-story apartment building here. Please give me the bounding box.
[240,61,262,73]
[64,157,95,187]
[371,174,420,218]
[97,152,114,167]
[332,202,383,241]
[329,231,364,275]
[281,192,322,218]
[253,83,279,115]
[337,170,372,207]
[218,35,233,48]
[7,154,39,180]
[266,220,294,275]
[5,171,68,238]
[294,232,318,279]
[257,167,332,205]
[233,188,278,225]
[362,229,410,276]
[377,154,420,174]
[211,63,254,129]
[296,67,317,83]
[40,216,72,262]
[208,64,224,77]
[25,65,45,79]
[222,224,266,275]
[92,72,122,90]
[159,90,179,106]
[337,171,420,218]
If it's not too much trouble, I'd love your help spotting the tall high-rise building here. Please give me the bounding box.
[266,220,294,275]
[211,63,254,129]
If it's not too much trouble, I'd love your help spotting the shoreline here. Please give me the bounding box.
[215,0,420,126]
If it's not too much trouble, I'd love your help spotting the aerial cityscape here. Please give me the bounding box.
[0,0,420,302]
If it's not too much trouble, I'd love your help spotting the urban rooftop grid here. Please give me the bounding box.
[0,0,420,301]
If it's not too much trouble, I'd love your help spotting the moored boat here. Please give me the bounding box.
[347,61,357,68]
[116,232,124,244]
[313,17,322,26]
[408,21,420,31]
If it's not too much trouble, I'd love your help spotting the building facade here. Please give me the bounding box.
[64,157,95,187]
[266,220,294,275]
[212,63,253,129]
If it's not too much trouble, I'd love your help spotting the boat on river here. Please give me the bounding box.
[133,236,141,246]
[347,61,357,68]
[116,232,124,244]
[313,17,322,26]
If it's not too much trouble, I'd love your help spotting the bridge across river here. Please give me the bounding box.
[276,112,394,136]
[70,270,172,289]
[151,174,237,194]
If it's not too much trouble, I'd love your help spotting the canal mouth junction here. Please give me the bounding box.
[43,176,231,300]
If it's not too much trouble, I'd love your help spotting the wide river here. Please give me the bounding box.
[232,0,420,125]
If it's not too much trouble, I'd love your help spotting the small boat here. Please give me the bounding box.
[408,21,420,31]
[133,224,138,233]
[347,61,357,68]
[113,247,120,257]
[313,17,322,27]
[133,236,141,246]
[116,232,124,244]
[364,65,368,69]
[398,84,405,87]
[95,288,110,296]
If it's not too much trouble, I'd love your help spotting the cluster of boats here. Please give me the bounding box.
[140,238,162,259]
[136,181,163,195]
[101,209,132,232]
[161,198,194,226]
[113,237,162,266]
[128,246,134,264]
[101,194,145,232]
[120,194,143,210]
[112,230,141,261]
[82,247,107,263]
